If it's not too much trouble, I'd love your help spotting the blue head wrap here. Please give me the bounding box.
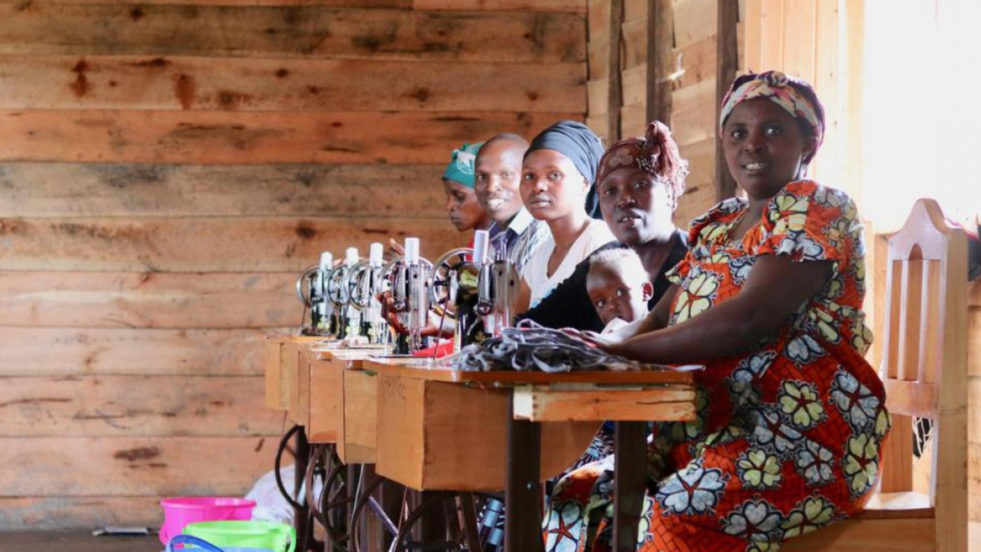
[442,142,484,189]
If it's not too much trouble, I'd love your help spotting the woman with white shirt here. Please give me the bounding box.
[517,121,615,311]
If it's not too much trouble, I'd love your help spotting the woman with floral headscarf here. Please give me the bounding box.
[544,71,888,552]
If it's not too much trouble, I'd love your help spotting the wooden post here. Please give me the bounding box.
[607,0,625,143]
[645,0,674,126]
[716,0,740,201]
[612,421,648,552]
[504,396,544,552]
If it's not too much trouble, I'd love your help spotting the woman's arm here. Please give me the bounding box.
[606,255,832,364]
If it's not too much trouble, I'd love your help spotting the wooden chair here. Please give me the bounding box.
[784,199,969,552]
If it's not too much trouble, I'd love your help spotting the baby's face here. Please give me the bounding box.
[586,266,649,326]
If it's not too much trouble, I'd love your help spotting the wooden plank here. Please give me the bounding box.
[607,0,624,141]
[0,110,580,164]
[780,0,817,81]
[0,327,286,377]
[265,337,287,409]
[0,5,585,63]
[0,55,584,113]
[670,78,715,147]
[22,0,413,6]
[646,0,673,126]
[0,163,447,218]
[757,0,784,70]
[673,136,715,226]
[621,16,647,69]
[339,369,379,463]
[375,374,599,491]
[512,384,695,422]
[0,375,281,437]
[970,307,981,376]
[0,496,163,530]
[0,436,274,496]
[743,0,762,71]
[969,377,981,443]
[588,36,609,80]
[715,0,739,202]
[0,216,459,272]
[971,281,981,307]
[364,359,695,385]
[883,380,937,419]
[412,0,585,11]
[781,517,935,551]
[673,0,715,49]
[0,272,300,329]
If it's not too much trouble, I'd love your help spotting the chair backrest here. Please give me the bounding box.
[876,199,967,551]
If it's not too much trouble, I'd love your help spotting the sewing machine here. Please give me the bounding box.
[343,242,388,345]
[387,237,433,354]
[296,251,336,337]
[430,229,489,352]
[476,239,519,339]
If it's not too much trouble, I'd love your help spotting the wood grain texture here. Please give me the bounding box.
[0,163,447,218]
[0,327,289,376]
[413,0,585,11]
[0,375,282,437]
[0,272,300,329]
[0,4,584,63]
[0,110,580,164]
[0,436,275,496]
[0,496,163,530]
[18,0,414,6]
[0,55,584,113]
[0,216,459,272]
[673,0,715,49]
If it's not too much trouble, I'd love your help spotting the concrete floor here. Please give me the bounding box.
[0,531,162,552]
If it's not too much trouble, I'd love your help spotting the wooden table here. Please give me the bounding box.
[364,358,698,552]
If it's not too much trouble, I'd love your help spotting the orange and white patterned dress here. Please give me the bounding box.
[543,181,889,552]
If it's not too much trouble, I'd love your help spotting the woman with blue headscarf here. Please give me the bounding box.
[517,121,615,312]
[441,142,492,244]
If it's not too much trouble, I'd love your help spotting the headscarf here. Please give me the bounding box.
[526,121,605,219]
[719,71,825,146]
[442,142,483,188]
[595,120,689,208]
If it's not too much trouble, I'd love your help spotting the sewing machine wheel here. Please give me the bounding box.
[430,248,474,320]
[345,262,372,310]
[295,265,321,308]
[326,265,352,307]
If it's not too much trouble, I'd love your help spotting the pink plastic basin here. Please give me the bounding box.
[159,497,256,545]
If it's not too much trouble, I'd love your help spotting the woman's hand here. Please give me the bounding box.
[563,327,626,354]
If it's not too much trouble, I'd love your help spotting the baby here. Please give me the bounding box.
[585,248,653,333]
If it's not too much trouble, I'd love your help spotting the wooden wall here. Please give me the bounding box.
[970,282,981,523]
[0,0,587,528]
[585,0,739,229]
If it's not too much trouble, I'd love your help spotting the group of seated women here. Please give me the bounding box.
[433,70,888,552]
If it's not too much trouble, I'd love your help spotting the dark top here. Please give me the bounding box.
[517,230,688,332]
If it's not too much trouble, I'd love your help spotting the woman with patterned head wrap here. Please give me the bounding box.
[517,121,616,312]
[544,71,887,552]
[519,120,689,333]
[441,142,492,240]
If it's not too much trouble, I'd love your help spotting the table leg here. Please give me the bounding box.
[294,428,312,552]
[505,396,544,552]
[612,421,647,552]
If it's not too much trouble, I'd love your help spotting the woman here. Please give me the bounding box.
[544,71,888,551]
[518,121,615,311]
[519,121,689,333]
[441,142,492,242]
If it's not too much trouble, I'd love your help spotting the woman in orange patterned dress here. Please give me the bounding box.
[543,71,889,552]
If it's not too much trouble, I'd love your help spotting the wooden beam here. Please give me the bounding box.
[645,0,673,126]
[715,0,739,201]
[607,0,624,142]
